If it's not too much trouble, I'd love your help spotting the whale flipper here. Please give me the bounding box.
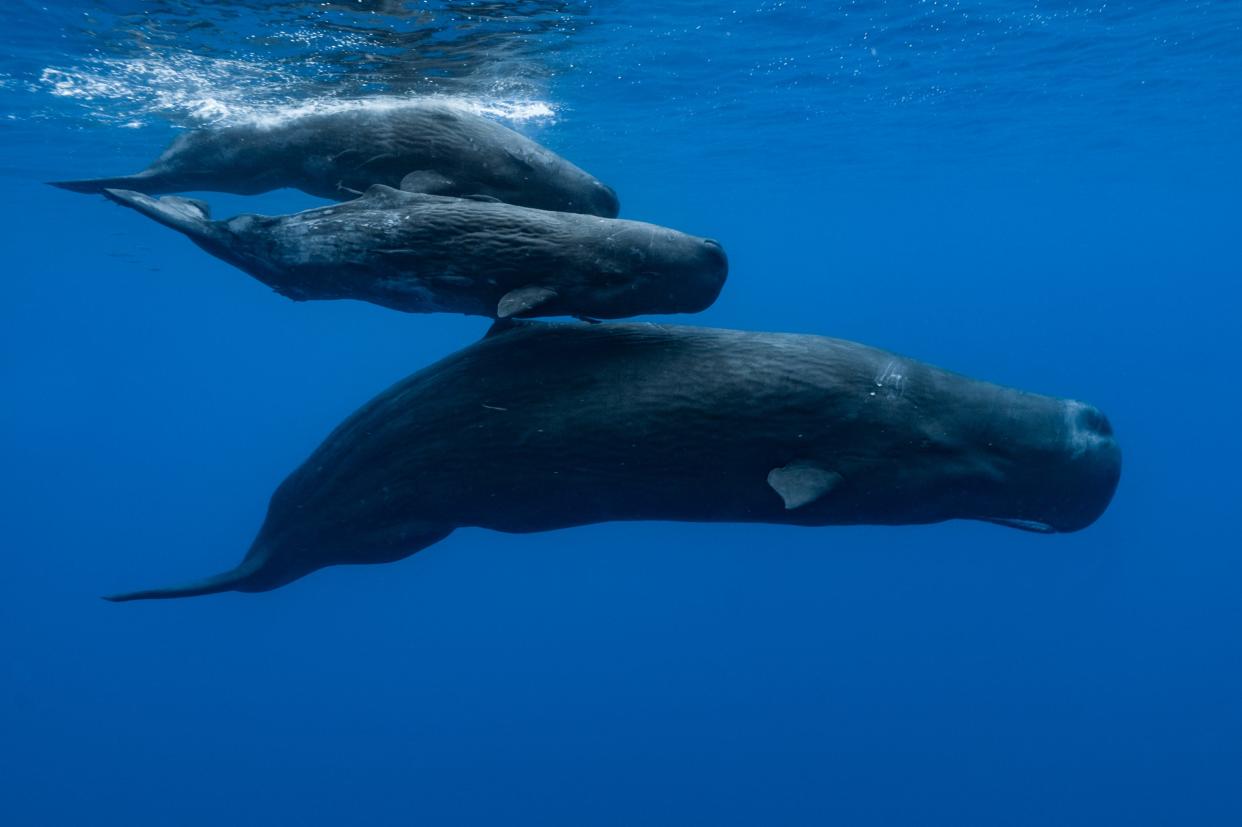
[767,461,843,510]
[498,286,558,319]
[101,189,213,238]
[399,170,456,196]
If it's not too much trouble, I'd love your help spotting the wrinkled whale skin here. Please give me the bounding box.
[51,103,621,217]
[101,185,727,320]
[106,321,1121,601]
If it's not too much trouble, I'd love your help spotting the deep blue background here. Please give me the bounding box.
[2,2,1240,824]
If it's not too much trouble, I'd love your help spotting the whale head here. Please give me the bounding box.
[572,224,729,319]
[486,140,620,218]
[974,399,1122,533]
[557,175,620,219]
[766,346,1122,536]
[880,374,1122,534]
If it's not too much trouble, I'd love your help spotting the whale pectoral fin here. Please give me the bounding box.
[497,286,558,319]
[767,461,843,510]
[400,170,455,195]
[460,194,502,203]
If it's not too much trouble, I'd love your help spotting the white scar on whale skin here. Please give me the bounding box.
[871,359,908,401]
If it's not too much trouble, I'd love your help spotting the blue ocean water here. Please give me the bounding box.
[1,1,1240,823]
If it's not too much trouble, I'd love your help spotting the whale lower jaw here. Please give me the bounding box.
[984,517,1056,533]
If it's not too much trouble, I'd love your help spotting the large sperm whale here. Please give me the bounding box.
[51,102,621,217]
[105,321,1122,601]
[101,185,727,320]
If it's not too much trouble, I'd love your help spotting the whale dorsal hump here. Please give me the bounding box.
[767,461,843,510]
[497,285,558,319]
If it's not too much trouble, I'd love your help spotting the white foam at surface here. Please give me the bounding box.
[36,50,557,130]
[238,96,559,129]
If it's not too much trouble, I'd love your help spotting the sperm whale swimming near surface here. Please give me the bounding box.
[105,321,1122,601]
[101,185,727,320]
[51,102,621,217]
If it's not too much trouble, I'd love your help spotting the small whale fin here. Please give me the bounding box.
[103,556,263,603]
[459,194,503,203]
[48,174,154,194]
[497,286,558,319]
[399,170,456,195]
[357,184,424,205]
[767,461,843,510]
[101,189,213,237]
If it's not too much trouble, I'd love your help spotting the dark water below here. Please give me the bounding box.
[2,2,1240,824]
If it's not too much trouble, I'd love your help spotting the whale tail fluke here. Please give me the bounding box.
[100,188,213,237]
[103,556,263,602]
[49,174,157,194]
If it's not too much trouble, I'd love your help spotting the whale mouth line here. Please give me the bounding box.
[984,517,1056,533]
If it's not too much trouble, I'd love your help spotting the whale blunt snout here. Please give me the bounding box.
[1056,402,1122,532]
[592,182,621,218]
[672,237,728,313]
[1071,400,1114,442]
[990,401,1121,534]
[702,238,728,285]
